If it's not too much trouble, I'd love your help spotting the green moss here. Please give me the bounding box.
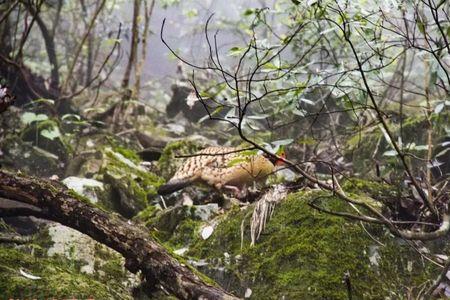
[345,129,382,175]
[241,193,371,298]
[189,205,245,258]
[138,205,203,249]
[0,247,126,299]
[92,244,133,297]
[166,218,202,248]
[102,147,165,210]
[32,228,54,257]
[187,191,435,298]
[66,188,95,204]
[345,111,450,177]
[114,146,141,163]
[186,262,219,287]
[108,148,164,193]
[401,116,428,145]
[136,205,160,225]
[342,178,399,200]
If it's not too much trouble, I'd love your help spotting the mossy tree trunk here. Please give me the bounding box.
[0,171,238,300]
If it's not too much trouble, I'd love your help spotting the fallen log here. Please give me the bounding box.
[0,171,238,300]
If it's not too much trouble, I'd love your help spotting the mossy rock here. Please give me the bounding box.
[64,132,141,178]
[63,138,165,217]
[137,205,203,249]
[400,112,449,145]
[0,106,24,132]
[345,128,383,176]
[0,246,131,299]
[342,177,400,203]
[0,135,62,177]
[187,190,436,299]
[345,111,450,177]
[100,147,165,217]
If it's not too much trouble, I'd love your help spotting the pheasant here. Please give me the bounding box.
[157,146,285,196]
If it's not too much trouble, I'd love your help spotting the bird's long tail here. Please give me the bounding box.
[157,178,193,195]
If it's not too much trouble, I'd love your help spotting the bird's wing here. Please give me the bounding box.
[199,149,275,189]
[215,155,275,187]
[158,146,237,195]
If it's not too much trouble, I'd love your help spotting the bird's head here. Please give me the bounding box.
[264,146,286,167]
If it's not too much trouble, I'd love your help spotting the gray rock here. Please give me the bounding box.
[62,176,104,203]
[194,203,220,221]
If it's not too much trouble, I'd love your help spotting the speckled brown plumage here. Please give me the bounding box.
[157,146,275,195]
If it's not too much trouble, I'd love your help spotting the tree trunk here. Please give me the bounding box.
[121,0,141,96]
[80,0,94,86]
[26,3,60,93]
[134,0,155,98]
[0,1,59,105]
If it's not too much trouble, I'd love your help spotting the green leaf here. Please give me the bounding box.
[40,126,61,140]
[184,8,198,18]
[299,98,315,105]
[228,46,246,56]
[198,114,211,124]
[21,112,48,125]
[413,145,428,151]
[435,103,445,114]
[243,9,254,16]
[239,149,258,156]
[84,107,104,113]
[62,114,81,121]
[161,0,180,8]
[30,98,55,105]
[272,139,294,146]
[210,106,224,116]
[199,91,213,98]
[247,114,270,120]
[226,150,257,167]
[383,150,398,157]
[32,146,59,160]
[104,38,121,47]
[436,147,450,157]
[417,21,426,34]
[293,108,306,116]
[198,106,224,124]
[262,62,280,70]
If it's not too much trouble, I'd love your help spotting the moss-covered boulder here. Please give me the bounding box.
[345,111,450,178]
[63,137,165,217]
[137,203,220,250]
[185,190,436,299]
[0,135,62,177]
[100,147,164,217]
[0,245,133,299]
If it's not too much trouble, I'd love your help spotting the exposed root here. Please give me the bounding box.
[250,185,288,246]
